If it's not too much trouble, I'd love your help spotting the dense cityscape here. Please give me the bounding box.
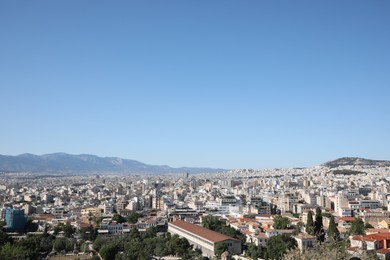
[2,1,389,259]
[1,158,390,259]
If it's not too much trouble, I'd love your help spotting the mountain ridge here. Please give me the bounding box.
[0,153,225,174]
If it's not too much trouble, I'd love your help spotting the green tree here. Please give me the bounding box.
[112,213,126,224]
[99,242,119,260]
[349,218,365,235]
[129,227,141,239]
[143,226,157,238]
[80,225,98,241]
[24,218,39,233]
[202,215,224,231]
[64,222,75,238]
[273,215,290,229]
[266,235,297,260]
[327,215,339,242]
[246,243,266,260]
[53,222,65,235]
[93,237,109,251]
[53,237,73,253]
[202,215,245,242]
[0,229,13,247]
[314,207,324,241]
[214,241,228,259]
[123,239,144,259]
[154,237,169,257]
[39,235,55,253]
[0,243,29,259]
[306,210,314,235]
[127,212,143,224]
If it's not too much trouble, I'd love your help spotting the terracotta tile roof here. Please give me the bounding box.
[240,217,254,223]
[366,232,390,241]
[32,214,55,221]
[366,228,390,234]
[337,217,355,222]
[169,220,237,243]
[256,233,268,238]
[240,230,253,235]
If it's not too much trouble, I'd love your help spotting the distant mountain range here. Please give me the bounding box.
[323,157,390,168]
[0,153,225,174]
[1,154,389,175]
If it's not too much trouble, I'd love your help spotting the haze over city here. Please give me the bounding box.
[1,1,389,169]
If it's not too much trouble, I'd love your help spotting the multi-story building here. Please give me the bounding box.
[5,208,27,232]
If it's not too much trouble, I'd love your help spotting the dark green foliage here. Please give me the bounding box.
[99,242,119,260]
[0,229,13,247]
[112,213,126,223]
[80,225,98,241]
[0,232,55,259]
[127,212,143,224]
[246,243,266,260]
[349,218,365,235]
[96,227,197,259]
[314,207,325,242]
[64,222,76,238]
[214,241,228,258]
[24,218,39,233]
[167,234,193,256]
[0,243,29,260]
[321,212,332,218]
[202,215,245,242]
[144,226,157,238]
[292,213,300,218]
[53,237,73,253]
[306,210,314,235]
[273,215,290,229]
[327,215,339,242]
[266,235,297,259]
[53,222,75,238]
[93,236,109,251]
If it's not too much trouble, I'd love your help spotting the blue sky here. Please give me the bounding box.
[1,1,389,169]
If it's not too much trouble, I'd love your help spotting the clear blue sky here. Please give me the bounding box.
[1,1,389,169]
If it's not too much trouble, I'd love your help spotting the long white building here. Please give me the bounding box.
[168,220,242,258]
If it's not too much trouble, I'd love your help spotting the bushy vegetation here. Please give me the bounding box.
[202,215,245,243]
[0,228,56,259]
[246,235,297,260]
[95,227,203,260]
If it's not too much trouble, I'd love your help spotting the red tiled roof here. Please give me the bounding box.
[169,220,237,243]
[240,217,254,223]
[337,217,355,222]
[240,230,253,235]
[32,214,55,221]
[366,228,390,234]
[366,232,390,241]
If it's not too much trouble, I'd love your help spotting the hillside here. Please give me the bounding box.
[323,157,390,168]
[0,153,225,174]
